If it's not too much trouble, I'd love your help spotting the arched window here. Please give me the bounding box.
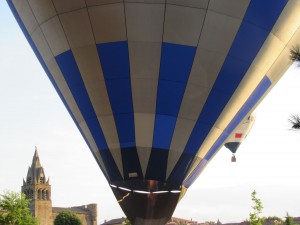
[39,176,44,183]
[30,190,34,199]
[38,189,42,200]
[45,190,48,200]
[27,177,32,184]
[42,190,45,200]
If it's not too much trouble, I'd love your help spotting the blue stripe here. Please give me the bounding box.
[244,0,288,32]
[55,51,122,181]
[114,114,135,148]
[145,148,169,181]
[159,43,197,83]
[153,115,177,149]
[167,0,287,185]
[97,41,131,80]
[183,159,207,188]
[97,42,141,179]
[97,42,135,147]
[147,43,196,181]
[5,0,112,181]
[169,76,271,185]
[153,43,196,148]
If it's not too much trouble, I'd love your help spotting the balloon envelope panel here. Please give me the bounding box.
[7,0,300,224]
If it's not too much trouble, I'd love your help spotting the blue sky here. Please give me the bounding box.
[1,1,300,223]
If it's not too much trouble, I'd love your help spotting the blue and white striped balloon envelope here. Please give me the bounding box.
[7,0,300,224]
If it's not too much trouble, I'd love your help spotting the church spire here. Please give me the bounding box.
[32,146,41,169]
[24,147,48,186]
[22,147,52,222]
[22,147,51,201]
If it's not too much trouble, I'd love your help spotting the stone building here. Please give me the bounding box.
[166,217,198,225]
[21,148,97,225]
[100,217,126,225]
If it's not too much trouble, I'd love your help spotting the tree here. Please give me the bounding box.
[288,114,300,129]
[249,190,265,225]
[264,216,283,225]
[0,191,38,225]
[54,211,82,225]
[284,213,297,225]
[290,46,300,67]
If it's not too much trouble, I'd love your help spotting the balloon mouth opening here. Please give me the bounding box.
[110,183,181,194]
[109,179,182,225]
[109,179,182,193]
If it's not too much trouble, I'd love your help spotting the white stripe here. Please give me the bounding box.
[12,0,38,35]
[86,0,123,6]
[126,3,164,176]
[52,0,85,14]
[88,3,127,44]
[126,3,165,42]
[28,0,56,24]
[163,4,205,46]
[135,114,155,176]
[167,0,209,9]
[125,0,164,3]
[40,16,69,56]
[59,8,124,177]
[208,0,251,20]
[267,0,300,83]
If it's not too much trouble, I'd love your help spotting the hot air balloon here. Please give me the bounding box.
[225,114,255,162]
[6,0,300,224]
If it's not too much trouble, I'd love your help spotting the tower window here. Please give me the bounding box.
[27,177,32,184]
[25,190,34,199]
[42,190,45,200]
[38,189,42,200]
[39,177,44,183]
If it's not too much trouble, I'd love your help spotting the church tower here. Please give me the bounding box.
[22,148,53,225]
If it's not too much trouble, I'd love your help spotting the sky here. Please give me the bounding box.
[1,1,300,224]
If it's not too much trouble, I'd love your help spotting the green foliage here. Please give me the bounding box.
[249,190,265,225]
[285,213,297,225]
[54,211,82,225]
[0,191,38,225]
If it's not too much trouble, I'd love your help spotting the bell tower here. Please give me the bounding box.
[22,147,53,225]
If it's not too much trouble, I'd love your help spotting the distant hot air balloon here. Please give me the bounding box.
[224,114,255,162]
[6,0,300,224]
